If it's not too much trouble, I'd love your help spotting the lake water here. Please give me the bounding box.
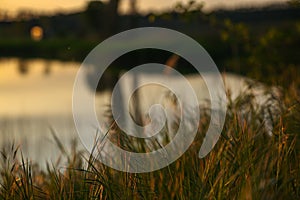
[0,57,276,170]
[0,58,111,169]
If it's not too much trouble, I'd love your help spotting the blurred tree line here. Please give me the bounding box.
[0,0,299,87]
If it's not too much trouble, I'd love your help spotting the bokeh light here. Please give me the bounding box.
[30,26,43,41]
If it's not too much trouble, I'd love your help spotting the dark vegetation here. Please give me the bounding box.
[0,1,299,199]
[0,1,299,85]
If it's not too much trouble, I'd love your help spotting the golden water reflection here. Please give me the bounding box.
[0,58,89,169]
[0,58,79,117]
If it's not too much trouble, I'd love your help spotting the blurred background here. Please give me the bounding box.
[0,0,299,166]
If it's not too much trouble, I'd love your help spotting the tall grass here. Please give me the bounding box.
[0,86,299,199]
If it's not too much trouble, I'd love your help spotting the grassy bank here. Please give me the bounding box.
[0,82,299,199]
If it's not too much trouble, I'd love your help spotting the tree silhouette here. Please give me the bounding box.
[85,1,105,33]
[85,0,120,38]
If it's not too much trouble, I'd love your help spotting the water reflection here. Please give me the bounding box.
[44,62,51,75]
[0,57,280,169]
[0,58,87,169]
[18,59,29,74]
[17,59,51,75]
[0,58,81,116]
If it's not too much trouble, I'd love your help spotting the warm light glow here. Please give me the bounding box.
[30,26,43,41]
[1,0,289,16]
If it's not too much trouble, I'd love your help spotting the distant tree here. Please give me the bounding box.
[85,1,105,33]
[174,0,204,23]
[175,0,204,13]
[288,0,300,7]
[220,19,249,73]
[85,0,120,38]
[106,0,120,35]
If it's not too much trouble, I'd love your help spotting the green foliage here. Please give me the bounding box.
[214,16,300,88]
[174,0,204,13]
[288,0,300,7]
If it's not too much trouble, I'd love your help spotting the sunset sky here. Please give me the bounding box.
[1,0,288,16]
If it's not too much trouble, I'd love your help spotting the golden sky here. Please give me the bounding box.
[1,0,288,15]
